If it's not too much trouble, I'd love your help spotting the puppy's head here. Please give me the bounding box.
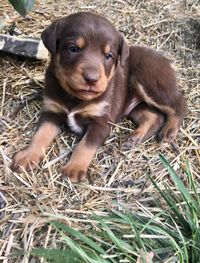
[42,12,129,101]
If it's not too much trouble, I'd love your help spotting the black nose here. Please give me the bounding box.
[83,70,100,85]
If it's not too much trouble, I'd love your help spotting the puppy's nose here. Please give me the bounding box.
[83,70,100,85]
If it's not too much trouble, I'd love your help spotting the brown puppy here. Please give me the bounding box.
[11,12,187,182]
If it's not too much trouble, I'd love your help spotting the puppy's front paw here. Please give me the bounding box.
[11,148,43,172]
[62,162,87,183]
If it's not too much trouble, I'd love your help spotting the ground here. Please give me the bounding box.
[0,0,200,262]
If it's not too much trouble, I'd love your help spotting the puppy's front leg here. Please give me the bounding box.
[62,121,110,182]
[11,111,62,171]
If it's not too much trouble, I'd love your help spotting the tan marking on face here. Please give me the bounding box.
[55,54,109,101]
[54,54,74,94]
[136,83,175,116]
[43,97,68,114]
[76,37,85,49]
[104,44,111,54]
[76,62,107,93]
[95,63,108,92]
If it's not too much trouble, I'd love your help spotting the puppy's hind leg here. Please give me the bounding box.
[136,82,187,143]
[135,65,187,143]
[130,47,187,143]
[122,103,165,150]
[157,95,187,142]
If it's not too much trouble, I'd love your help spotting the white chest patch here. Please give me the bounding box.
[67,101,110,134]
[68,111,83,134]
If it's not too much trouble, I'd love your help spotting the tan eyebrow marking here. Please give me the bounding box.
[76,37,85,48]
[104,44,111,54]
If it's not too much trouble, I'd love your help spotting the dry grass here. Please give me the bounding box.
[0,0,200,262]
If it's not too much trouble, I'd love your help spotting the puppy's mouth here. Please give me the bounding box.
[69,83,103,97]
[74,87,100,94]
[61,75,108,100]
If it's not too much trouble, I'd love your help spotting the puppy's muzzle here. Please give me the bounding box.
[82,67,101,86]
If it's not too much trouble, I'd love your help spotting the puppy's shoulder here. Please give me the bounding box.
[128,45,173,73]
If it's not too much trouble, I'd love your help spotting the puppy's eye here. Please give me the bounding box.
[105,52,113,61]
[67,44,79,54]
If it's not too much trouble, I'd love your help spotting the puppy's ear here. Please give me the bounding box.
[41,20,59,54]
[118,33,129,67]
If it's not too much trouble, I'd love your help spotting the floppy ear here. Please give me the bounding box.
[41,20,59,54]
[118,33,129,67]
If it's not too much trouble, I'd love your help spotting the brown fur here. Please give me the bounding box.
[11,12,187,182]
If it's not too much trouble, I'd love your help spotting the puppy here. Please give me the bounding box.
[11,12,187,182]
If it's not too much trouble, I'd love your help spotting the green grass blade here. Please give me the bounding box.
[147,225,184,262]
[108,211,147,252]
[61,234,108,263]
[99,219,135,255]
[160,154,200,223]
[163,184,194,232]
[159,154,193,202]
[148,174,191,233]
[191,228,200,263]
[51,221,106,255]
[31,248,82,263]
[171,217,189,262]
[185,160,200,208]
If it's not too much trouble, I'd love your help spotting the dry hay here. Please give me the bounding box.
[0,0,200,262]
